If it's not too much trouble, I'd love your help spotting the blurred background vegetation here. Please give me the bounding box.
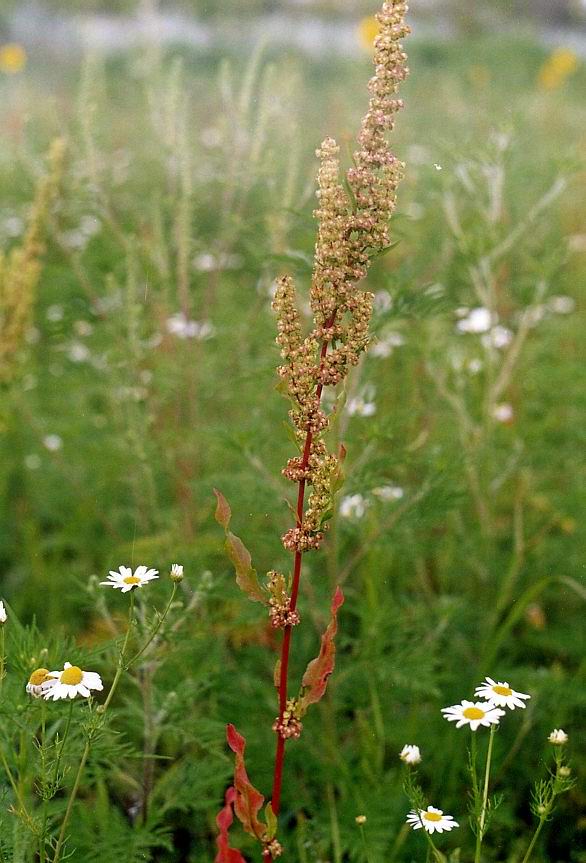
[0,0,584,861]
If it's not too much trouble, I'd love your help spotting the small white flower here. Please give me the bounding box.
[100,565,159,593]
[166,312,215,340]
[43,434,63,452]
[474,677,531,710]
[493,403,514,423]
[43,662,103,701]
[399,744,421,765]
[74,320,94,337]
[347,397,376,417]
[406,806,458,834]
[548,728,568,745]
[372,484,404,502]
[25,454,41,470]
[0,600,6,623]
[548,295,575,315]
[46,304,64,322]
[68,341,91,363]
[467,358,483,374]
[434,163,443,171]
[441,699,505,731]
[482,325,513,349]
[170,563,184,582]
[340,494,369,520]
[456,307,494,334]
[371,331,405,358]
[26,668,57,699]
[373,290,393,313]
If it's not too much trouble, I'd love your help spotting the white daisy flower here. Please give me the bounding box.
[441,699,505,731]
[26,667,57,699]
[346,396,376,417]
[474,677,531,710]
[372,484,404,502]
[340,494,369,519]
[493,402,514,423]
[43,662,103,701]
[406,806,459,834]
[548,728,568,745]
[100,565,159,593]
[456,307,495,334]
[170,563,184,582]
[0,600,6,623]
[399,744,421,765]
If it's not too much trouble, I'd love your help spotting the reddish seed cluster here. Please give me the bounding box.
[281,526,324,553]
[266,570,301,628]
[272,699,303,740]
[263,839,283,859]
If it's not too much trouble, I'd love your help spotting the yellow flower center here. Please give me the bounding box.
[123,575,141,584]
[492,685,512,697]
[29,668,50,685]
[423,811,442,822]
[463,707,485,720]
[60,666,83,685]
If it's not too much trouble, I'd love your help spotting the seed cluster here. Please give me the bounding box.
[272,698,303,740]
[263,839,283,859]
[267,571,301,629]
[272,1,409,555]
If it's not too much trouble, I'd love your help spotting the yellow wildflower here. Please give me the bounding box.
[538,48,579,91]
[357,16,380,53]
[0,43,27,74]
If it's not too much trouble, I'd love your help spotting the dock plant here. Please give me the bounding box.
[213,1,410,858]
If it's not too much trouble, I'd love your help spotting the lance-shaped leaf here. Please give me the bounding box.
[213,490,267,604]
[299,586,344,711]
[215,787,247,863]
[226,724,268,842]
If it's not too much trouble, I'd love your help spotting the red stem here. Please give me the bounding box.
[268,315,335,823]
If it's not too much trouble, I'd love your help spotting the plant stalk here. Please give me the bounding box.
[268,313,336,827]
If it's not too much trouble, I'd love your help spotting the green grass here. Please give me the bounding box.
[0,29,584,863]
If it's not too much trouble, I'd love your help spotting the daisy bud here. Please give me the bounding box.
[355,815,367,825]
[558,766,571,777]
[0,600,6,624]
[170,563,184,583]
[548,728,568,745]
[399,744,421,765]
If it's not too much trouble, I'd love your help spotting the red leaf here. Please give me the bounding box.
[215,787,247,863]
[226,724,267,841]
[300,586,344,709]
[214,488,232,530]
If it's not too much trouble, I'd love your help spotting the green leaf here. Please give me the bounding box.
[213,490,267,605]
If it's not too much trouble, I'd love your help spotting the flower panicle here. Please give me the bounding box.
[273,0,409,551]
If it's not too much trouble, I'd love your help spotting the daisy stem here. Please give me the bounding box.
[51,740,90,863]
[124,583,177,671]
[52,594,137,863]
[102,590,136,713]
[358,823,374,863]
[0,626,5,695]
[422,828,445,863]
[475,725,496,863]
[39,703,48,863]
[52,700,74,786]
[470,732,479,801]
[519,817,546,863]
